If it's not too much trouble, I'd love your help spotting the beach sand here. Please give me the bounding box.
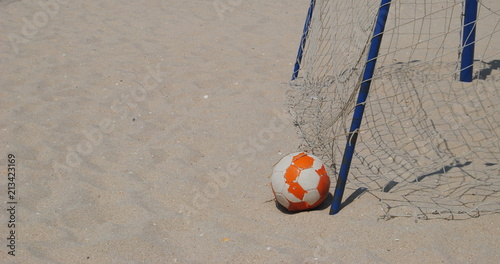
[0,0,498,263]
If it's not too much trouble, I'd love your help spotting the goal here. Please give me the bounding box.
[288,0,500,219]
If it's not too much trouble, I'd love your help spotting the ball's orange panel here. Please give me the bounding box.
[292,152,314,169]
[315,165,327,177]
[288,182,306,200]
[284,165,300,183]
[287,201,309,211]
[317,174,331,197]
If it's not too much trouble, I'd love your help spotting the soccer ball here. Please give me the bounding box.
[270,152,330,212]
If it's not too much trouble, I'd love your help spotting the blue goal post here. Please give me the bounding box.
[292,0,316,80]
[330,0,392,215]
[460,0,478,82]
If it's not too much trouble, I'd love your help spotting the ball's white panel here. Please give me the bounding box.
[273,152,300,172]
[271,171,286,193]
[275,193,290,209]
[311,155,324,171]
[297,168,320,191]
[303,189,321,204]
[282,184,302,203]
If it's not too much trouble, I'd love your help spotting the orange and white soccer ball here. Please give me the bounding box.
[270,152,330,212]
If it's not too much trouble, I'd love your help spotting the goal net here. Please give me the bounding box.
[288,0,500,219]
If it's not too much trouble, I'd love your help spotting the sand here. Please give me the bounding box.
[0,0,498,263]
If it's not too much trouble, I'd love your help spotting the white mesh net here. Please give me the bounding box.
[288,0,500,220]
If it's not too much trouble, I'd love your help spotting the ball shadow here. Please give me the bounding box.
[275,187,368,214]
